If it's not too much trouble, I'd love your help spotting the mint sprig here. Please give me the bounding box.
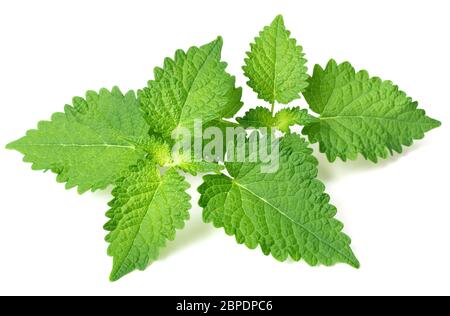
[7,15,440,281]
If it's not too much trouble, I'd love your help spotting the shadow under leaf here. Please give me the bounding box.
[314,140,430,182]
[158,208,216,261]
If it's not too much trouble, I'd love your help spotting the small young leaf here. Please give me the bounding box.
[237,107,274,129]
[302,60,441,162]
[139,37,243,137]
[199,134,359,268]
[105,160,191,281]
[176,160,224,176]
[140,135,173,167]
[274,107,318,133]
[243,15,309,105]
[237,106,317,133]
[6,87,150,193]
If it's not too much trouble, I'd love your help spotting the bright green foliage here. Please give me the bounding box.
[303,60,441,162]
[139,37,243,137]
[105,160,191,281]
[237,106,318,133]
[6,87,150,193]
[237,107,274,129]
[205,119,239,131]
[6,15,441,281]
[202,119,240,162]
[140,136,173,167]
[139,135,223,176]
[176,160,223,176]
[243,15,309,105]
[274,107,318,133]
[199,134,359,268]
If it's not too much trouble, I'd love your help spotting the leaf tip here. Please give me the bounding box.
[109,264,128,282]
[272,14,285,25]
[350,258,361,269]
[109,272,121,282]
[5,141,16,150]
[346,251,361,269]
[208,36,223,50]
[433,119,442,129]
[5,138,22,151]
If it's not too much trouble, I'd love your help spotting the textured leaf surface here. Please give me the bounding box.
[105,160,191,281]
[177,160,223,176]
[237,106,317,133]
[139,37,243,137]
[236,107,274,129]
[199,134,359,268]
[274,107,318,133]
[7,87,150,193]
[243,15,308,104]
[140,136,172,167]
[202,119,240,162]
[303,60,441,162]
[140,135,223,175]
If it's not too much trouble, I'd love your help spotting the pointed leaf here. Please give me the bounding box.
[243,15,309,104]
[139,37,243,137]
[199,134,359,268]
[7,87,150,193]
[105,160,191,281]
[302,60,441,162]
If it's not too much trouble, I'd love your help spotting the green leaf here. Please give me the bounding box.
[274,107,318,133]
[198,134,359,268]
[176,160,223,176]
[139,135,172,167]
[243,15,309,105]
[302,60,441,162]
[202,119,239,162]
[6,87,150,193]
[105,160,191,281]
[138,134,223,175]
[237,107,274,129]
[139,37,243,137]
[237,106,317,133]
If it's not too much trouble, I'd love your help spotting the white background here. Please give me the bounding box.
[0,0,449,296]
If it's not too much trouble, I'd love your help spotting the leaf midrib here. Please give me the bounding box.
[112,178,163,279]
[19,143,136,149]
[271,18,281,103]
[177,40,220,128]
